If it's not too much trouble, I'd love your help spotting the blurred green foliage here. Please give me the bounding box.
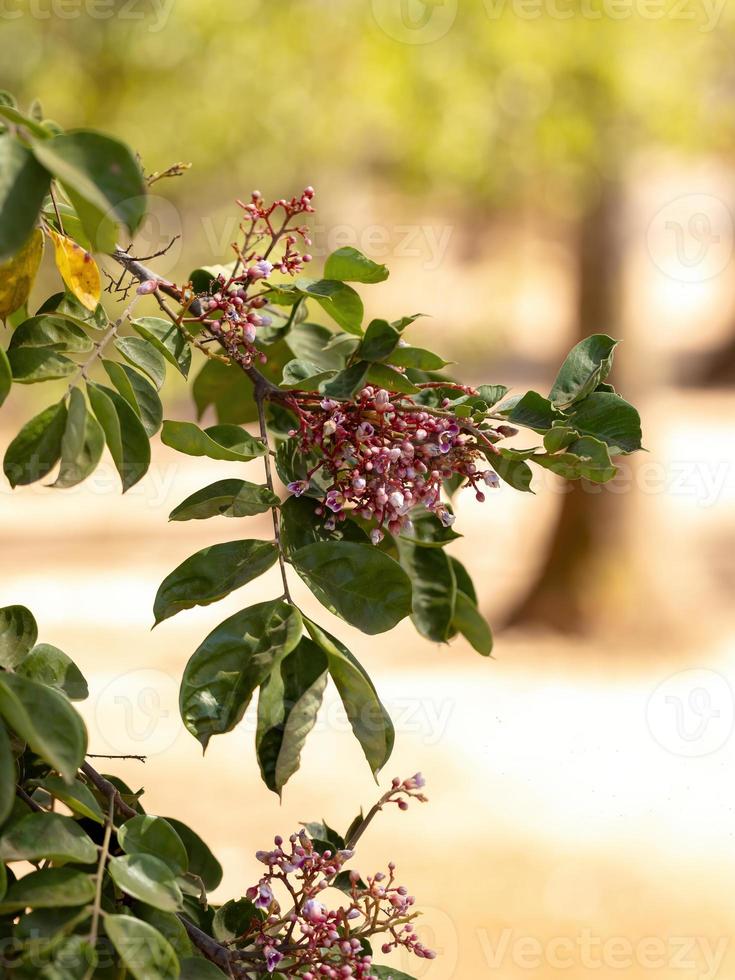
[2,0,733,217]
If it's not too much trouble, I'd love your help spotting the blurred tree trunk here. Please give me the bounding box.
[696,334,735,386]
[505,178,633,632]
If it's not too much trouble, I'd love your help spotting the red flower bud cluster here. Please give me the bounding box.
[238,776,432,977]
[192,188,315,366]
[287,386,500,542]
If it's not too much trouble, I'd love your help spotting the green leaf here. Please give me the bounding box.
[370,967,417,979]
[0,672,87,782]
[542,424,578,453]
[118,815,188,876]
[3,399,67,486]
[256,637,328,795]
[87,383,150,492]
[153,539,278,625]
[179,599,303,749]
[292,541,412,634]
[31,131,146,248]
[53,388,105,489]
[0,868,95,914]
[286,322,344,369]
[0,811,97,865]
[275,439,329,499]
[280,496,369,554]
[36,291,107,331]
[359,319,400,361]
[280,358,336,391]
[398,540,456,643]
[0,722,15,827]
[318,361,370,399]
[0,134,51,261]
[212,898,262,943]
[324,246,389,284]
[303,279,363,334]
[35,774,103,824]
[449,557,477,604]
[9,315,93,352]
[16,643,88,700]
[180,958,228,978]
[548,334,618,409]
[131,317,192,378]
[305,619,394,775]
[161,819,222,892]
[387,346,450,371]
[115,336,166,390]
[0,345,10,406]
[169,480,279,522]
[452,591,493,655]
[108,854,183,912]
[160,420,265,462]
[401,507,461,547]
[488,449,534,492]
[7,346,75,383]
[192,358,258,424]
[564,391,642,454]
[366,362,419,394]
[504,390,564,431]
[103,360,163,437]
[104,913,180,980]
[134,905,193,961]
[532,435,617,483]
[0,604,37,668]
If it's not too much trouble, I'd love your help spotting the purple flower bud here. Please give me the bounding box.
[136,279,159,294]
[264,946,283,973]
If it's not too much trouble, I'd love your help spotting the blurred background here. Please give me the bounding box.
[2,0,735,976]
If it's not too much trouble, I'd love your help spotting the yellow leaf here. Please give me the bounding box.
[0,229,44,321]
[47,228,101,312]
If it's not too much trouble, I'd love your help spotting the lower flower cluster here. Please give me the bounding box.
[239,775,433,977]
[287,386,501,542]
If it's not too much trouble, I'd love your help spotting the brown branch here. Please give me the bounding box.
[80,762,137,820]
[109,247,282,398]
[16,786,44,812]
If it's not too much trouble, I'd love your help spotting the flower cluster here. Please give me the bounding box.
[287,386,502,542]
[238,775,432,977]
[193,188,315,365]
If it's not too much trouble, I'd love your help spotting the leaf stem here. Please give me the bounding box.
[86,789,116,976]
[256,393,292,604]
[66,294,141,393]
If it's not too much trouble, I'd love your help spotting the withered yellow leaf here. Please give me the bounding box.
[0,228,44,321]
[47,227,101,311]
